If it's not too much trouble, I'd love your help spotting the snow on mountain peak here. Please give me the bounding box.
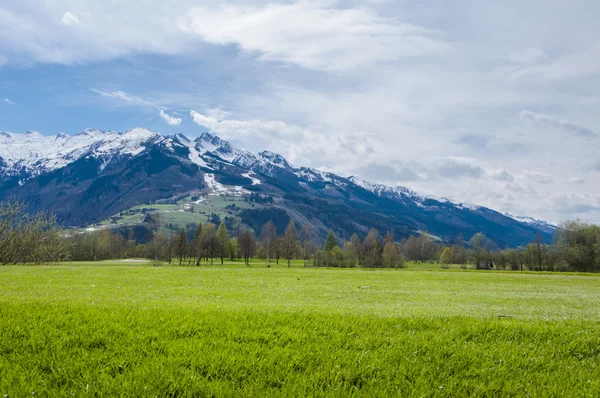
[0,128,163,177]
[195,132,238,161]
[259,150,291,169]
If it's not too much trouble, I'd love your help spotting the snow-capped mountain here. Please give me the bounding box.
[0,129,555,246]
[505,214,557,235]
[0,128,161,178]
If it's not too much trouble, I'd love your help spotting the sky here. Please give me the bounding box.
[1,0,599,224]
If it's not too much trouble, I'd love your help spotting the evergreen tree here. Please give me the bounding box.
[324,231,338,251]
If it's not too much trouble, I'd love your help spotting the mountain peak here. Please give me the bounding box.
[259,150,291,169]
[195,132,237,161]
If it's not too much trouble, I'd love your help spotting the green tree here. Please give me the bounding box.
[324,231,338,251]
[228,238,238,260]
[216,221,229,264]
[440,247,453,268]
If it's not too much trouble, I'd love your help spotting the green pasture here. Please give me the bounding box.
[96,195,255,231]
[1,263,599,396]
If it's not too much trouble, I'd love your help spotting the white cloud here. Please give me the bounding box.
[178,1,448,71]
[0,2,189,65]
[520,110,596,138]
[90,88,156,108]
[158,110,182,126]
[569,176,585,184]
[190,110,307,144]
[61,12,80,26]
[2,0,600,224]
[4,98,16,105]
[492,169,514,182]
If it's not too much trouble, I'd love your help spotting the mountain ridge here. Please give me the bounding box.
[0,128,556,246]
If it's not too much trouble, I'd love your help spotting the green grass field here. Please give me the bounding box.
[1,262,599,396]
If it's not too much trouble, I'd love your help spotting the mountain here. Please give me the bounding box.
[0,129,556,247]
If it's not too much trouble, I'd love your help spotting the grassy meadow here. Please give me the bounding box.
[1,261,599,396]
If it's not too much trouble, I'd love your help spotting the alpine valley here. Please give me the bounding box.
[0,128,555,246]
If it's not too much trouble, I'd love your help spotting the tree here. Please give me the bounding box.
[216,221,229,265]
[440,247,453,268]
[343,241,359,267]
[260,220,277,268]
[147,233,167,265]
[0,199,70,265]
[362,228,381,267]
[324,231,338,251]
[283,220,298,268]
[176,228,188,265]
[298,224,313,267]
[470,233,486,268]
[238,228,256,265]
[554,220,600,272]
[193,223,203,266]
[228,238,238,260]
[382,241,404,268]
[200,223,217,265]
[350,233,362,260]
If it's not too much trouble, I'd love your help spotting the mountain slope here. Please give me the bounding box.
[0,129,556,246]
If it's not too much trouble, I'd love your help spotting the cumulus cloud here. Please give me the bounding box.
[520,110,596,138]
[178,1,447,71]
[158,110,182,126]
[190,110,306,142]
[61,12,80,26]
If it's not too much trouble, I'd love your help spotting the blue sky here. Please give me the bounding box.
[1,0,600,223]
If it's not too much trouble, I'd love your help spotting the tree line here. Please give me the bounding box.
[1,199,600,272]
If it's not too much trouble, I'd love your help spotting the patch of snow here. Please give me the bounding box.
[507,214,557,229]
[242,171,261,185]
[204,173,249,197]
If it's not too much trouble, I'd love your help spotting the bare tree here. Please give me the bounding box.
[238,228,256,265]
[283,220,298,268]
[0,199,69,264]
[260,220,277,268]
